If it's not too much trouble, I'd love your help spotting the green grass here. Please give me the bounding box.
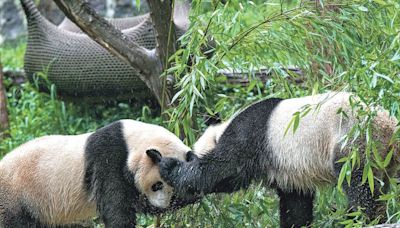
[0,39,26,70]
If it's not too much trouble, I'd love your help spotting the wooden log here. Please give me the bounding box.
[2,67,303,89]
[220,67,304,86]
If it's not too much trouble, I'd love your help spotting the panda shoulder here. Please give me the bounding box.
[119,119,161,132]
[119,119,177,139]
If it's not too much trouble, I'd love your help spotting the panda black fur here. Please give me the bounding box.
[159,92,399,228]
[0,119,193,227]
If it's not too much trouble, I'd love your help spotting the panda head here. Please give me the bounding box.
[139,149,174,209]
[134,149,194,209]
[193,119,231,157]
[143,149,199,212]
[123,121,194,209]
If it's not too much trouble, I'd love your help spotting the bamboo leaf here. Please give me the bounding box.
[361,163,369,184]
[292,113,300,134]
[337,162,349,193]
[383,148,394,168]
[368,168,375,194]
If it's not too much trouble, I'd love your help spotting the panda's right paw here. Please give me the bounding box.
[159,157,183,187]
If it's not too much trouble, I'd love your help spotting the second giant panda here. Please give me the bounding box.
[159,92,399,228]
[0,119,194,227]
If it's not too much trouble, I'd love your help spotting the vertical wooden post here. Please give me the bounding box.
[0,61,9,139]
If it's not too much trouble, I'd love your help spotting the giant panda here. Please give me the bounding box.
[159,92,399,228]
[0,119,195,227]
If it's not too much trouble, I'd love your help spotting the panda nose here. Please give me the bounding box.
[186,151,198,162]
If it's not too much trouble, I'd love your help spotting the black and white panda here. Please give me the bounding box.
[0,119,194,227]
[159,92,399,228]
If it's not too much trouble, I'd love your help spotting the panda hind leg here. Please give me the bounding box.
[276,187,314,228]
[334,163,386,223]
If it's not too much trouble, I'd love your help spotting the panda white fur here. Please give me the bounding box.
[159,92,399,228]
[0,119,193,227]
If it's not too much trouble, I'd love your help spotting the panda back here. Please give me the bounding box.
[265,92,355,191]
[0,134,96,225]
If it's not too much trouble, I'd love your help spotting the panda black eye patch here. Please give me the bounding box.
[152,181,164,192]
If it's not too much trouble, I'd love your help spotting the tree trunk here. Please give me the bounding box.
[147,0,177,110]
[0,62,9,139]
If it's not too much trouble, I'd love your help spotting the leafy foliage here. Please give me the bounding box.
[166,0,400,226]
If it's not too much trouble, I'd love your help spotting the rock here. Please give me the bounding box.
[0,0,26,44]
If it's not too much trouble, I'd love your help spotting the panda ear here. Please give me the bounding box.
[204,113,221,126]
[146,149,162,164]
[186,151,198,162]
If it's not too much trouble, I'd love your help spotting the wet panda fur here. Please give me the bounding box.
[0,119,193,227]
[159,92,399,228]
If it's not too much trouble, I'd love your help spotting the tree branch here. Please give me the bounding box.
[53,1,157,75]
[53,0,165,103]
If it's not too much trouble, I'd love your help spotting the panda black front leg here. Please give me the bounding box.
[89,165,137,228]
[276,187,314,228]
[84,122,138,228]
[96,185,136,228]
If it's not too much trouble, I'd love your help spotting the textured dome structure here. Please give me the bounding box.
[21,0,186,101]
[58,14,149,33]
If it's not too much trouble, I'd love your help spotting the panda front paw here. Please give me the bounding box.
[159,157,183,187]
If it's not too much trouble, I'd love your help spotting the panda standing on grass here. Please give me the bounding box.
[0,119,196,227]
[159,92,399,228]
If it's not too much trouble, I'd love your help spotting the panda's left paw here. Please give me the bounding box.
[159,157,183,187]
